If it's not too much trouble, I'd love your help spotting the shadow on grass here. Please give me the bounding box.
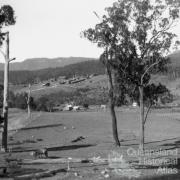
[8,141,24,146]
[162,140,180,148]
[8,140,37,146]
[10,123,63,131]
[48,144,96,152]
[11,144,96,153]
[122,137,180,147]
[0,167,46,179]
[10,146,32,153]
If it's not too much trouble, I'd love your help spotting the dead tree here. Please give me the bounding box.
[1,32,15,152]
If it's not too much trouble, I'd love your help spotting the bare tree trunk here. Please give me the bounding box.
[2,33,9,152]
[106,66,120,146]
[139,85,144,150]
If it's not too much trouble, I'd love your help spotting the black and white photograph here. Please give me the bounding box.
[0,0,180,179]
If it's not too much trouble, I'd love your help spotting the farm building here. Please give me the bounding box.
[63,104,73,111]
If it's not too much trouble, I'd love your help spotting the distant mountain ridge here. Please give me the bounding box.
[0,51,179,85]
[0,60,105,84]
[0,51,179,71]
[0,57,97,71]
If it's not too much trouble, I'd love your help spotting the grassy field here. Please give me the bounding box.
[1,107,180,179]
[3,73,180,179]
[0,109,41,139]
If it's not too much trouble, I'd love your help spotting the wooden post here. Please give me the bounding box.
[1,32,9,152]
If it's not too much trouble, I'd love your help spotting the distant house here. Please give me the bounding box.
[89,74,94,78]
[42,82,50,87]
[132,102,137,107]
[59,81,66,84]
[58,76,66,80]
[63,104,73,111]
[100,105,107,111]
[73,106,80,111]
[90,73,97,78]
[70,78,86,84]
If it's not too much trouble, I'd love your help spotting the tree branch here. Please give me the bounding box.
[93,11,101,20]
[144,102,152,125]
[141,60,161,84]
[141,20,174,59]
[8,57,16,63]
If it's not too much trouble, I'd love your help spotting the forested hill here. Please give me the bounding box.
[0,57,96,71]
[0,51,179,85]
[0,60,105,84]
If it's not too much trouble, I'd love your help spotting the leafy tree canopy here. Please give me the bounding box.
[0,5,16,46]
[83,0,180,86]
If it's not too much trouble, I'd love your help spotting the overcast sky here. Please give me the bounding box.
[0,0,180,62]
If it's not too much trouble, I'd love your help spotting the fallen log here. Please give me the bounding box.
[22,157,108,165]
[14,168,67,179]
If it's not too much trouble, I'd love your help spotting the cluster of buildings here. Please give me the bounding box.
[42,74,97,87]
